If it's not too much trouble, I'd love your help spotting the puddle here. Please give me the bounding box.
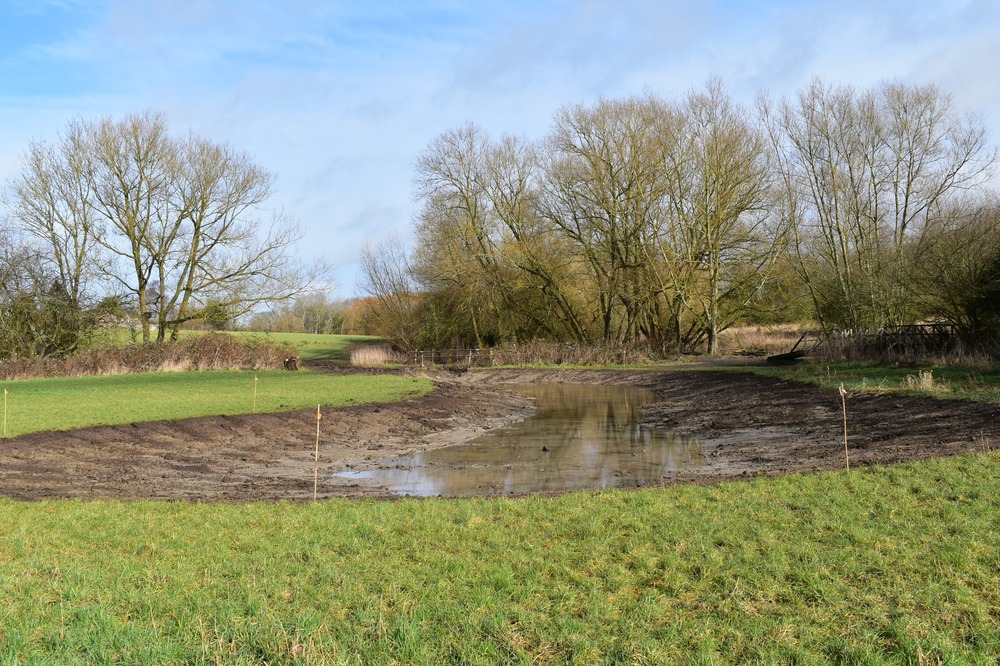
[335,384,704,497]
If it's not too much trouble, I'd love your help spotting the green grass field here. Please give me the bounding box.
[0,451,997,664]
[83,330,384,363]
[1,357,997,662]
[0,371,431,438]
[247,333,385,362]
[748,359,1000,404]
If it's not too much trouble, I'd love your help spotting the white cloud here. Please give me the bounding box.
[1,0,999,297]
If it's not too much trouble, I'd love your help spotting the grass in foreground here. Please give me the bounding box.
[747,359,1000,404]
[0,451,997,664]
[0,371,432,438]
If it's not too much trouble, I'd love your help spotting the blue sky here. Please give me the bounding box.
[2,0,998,298]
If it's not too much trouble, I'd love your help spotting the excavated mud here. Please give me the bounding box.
[1,368,997,501]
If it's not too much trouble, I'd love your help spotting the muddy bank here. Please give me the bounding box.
[0,368,997,501]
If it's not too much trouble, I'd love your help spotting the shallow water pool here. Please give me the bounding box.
[334,383,704,497]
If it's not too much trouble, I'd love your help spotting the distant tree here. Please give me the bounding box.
[244,292,347,334]
[358,235,422,351]
[4,111,323,344]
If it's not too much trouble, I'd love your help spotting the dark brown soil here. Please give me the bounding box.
[2,368,998,501]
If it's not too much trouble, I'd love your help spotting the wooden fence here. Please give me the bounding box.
[408,348,485,368]
[781,323,960,360]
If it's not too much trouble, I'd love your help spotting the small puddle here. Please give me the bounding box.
[335,384,704,497]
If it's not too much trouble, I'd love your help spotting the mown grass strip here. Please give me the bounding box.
[241,333,385,362]
[1,451,997,664]
[0,371,432,438]
[745,359,1000,405]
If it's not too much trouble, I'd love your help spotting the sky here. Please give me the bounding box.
[1,0,998,299]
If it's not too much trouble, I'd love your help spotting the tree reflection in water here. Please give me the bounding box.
[336,384,704,497]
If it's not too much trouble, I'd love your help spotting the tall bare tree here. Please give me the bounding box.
[5,111,316,342]
[412,125,586,345]
[664,81,779,353]
[4,120,98,305]
[763,80,996,328]
[540,95,673,344]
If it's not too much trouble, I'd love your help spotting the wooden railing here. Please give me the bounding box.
[408,348,484,368]
[782,323,960,359]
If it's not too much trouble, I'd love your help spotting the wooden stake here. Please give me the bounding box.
[839,383,849,470]
[314,405,322,501]
[252,375,258,414]
[3,387,7,438]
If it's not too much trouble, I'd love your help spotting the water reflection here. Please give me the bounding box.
[335,384,704,497]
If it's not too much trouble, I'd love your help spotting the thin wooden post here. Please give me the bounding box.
[314,405,322,501]
[839,383,849,471]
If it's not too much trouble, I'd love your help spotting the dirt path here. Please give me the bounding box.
[1,368,997,501]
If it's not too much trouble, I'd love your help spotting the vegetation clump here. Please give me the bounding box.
[0,333,296,381]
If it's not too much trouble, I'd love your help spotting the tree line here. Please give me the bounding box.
[1,111,322,358]
[360,79,1000,353]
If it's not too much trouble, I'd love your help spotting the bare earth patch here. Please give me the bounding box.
[1,368,998,501]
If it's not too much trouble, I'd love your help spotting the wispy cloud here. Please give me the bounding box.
[1,0,998,294]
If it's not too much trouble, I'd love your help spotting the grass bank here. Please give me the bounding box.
[0,371,432,438]
[747,359,1000,405]
[1,451,997,664]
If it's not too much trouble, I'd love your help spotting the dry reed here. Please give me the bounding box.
[349,345,405,368]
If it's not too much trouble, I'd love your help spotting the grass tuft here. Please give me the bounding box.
[748,360,1000,405]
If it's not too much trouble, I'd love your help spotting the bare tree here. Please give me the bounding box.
[540,95,673,344]
[763,80,996,328]
[412,125,586,345]
[4,119,98,305]
[411,124,499,347]
[663,81,779,353]
[159,134,306,340]
[358,235,422,351]
[5,111,318,343]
